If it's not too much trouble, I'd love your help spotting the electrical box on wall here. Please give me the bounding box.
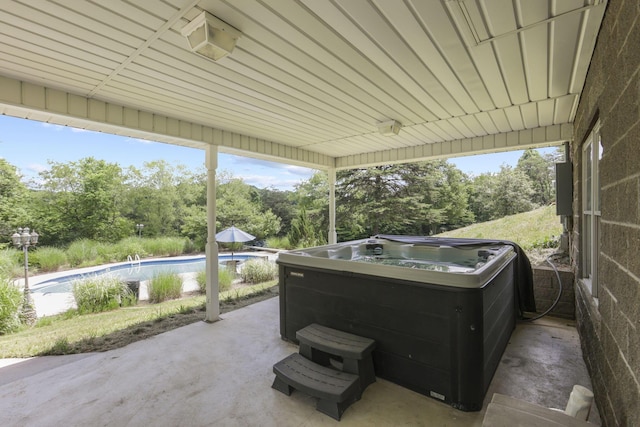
[555,162,573,216]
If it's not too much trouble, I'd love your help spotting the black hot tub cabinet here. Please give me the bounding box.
[277,235,533,411]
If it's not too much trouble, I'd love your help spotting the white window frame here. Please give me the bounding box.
[581,121,602,298]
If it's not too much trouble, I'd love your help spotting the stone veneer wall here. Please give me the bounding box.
[571,0,640,425]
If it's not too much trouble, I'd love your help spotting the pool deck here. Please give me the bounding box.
[0,296,600,426]
[22,252,276,317]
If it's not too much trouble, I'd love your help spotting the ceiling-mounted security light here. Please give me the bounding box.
[377,120,402,136]
[181,11,241,61]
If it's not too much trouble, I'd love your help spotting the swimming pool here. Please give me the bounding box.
[32,254,257,294]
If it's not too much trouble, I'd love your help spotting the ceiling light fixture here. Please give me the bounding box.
[181,11,241,61]
[377,120,402,136]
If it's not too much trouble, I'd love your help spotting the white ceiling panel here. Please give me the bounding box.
[0,0,607,169]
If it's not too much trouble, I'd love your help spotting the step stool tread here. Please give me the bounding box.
[296,324,376,359]
[272,353,360,402]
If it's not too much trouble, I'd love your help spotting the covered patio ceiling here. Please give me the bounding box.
[0,0,606,170]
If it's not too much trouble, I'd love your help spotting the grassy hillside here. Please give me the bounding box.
[436,205,563,251]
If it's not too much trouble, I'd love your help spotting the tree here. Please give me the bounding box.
[124,160,184,237]
[257,187,295,236]
[402,161,474,234]
[336,161,474,238]
[516,149,555,206]
[0,159,31,240]
[437,165,475,230]
[33,158,129,245]
[216,173,281,240]
[492,165,536,217]
[175,167,207,249]
[288,207,324,247]
[290,172,330,242]
[180,204,207,249]
[337,164,416,237]
[468,173,498,223]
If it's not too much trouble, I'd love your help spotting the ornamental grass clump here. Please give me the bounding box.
[30,246,68,272]
[218,268,234,292]
[72,275,136,314]
[0,249,21,279]
[66,239,101,267]
[113,237,147,260]
[240,259,277,284]
[142,237,187,257]
[147,271,183,303]
[0,278,23,334]
[196,268,234,293]
[265,236,293,250]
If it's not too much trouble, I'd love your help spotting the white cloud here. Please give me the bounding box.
[126,137,157,145]
[240,173,306,191]
[219,154,316,190]
[27,163,48,173]
[42,122,95,134]
[41,123,65,131]
[226,155,315,174]
[281,164,316,177]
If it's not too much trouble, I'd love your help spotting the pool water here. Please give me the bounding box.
[32,255,255,294]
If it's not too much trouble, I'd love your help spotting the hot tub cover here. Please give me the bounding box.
[373,235,536,316]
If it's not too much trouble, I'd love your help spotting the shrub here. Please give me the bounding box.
[142,237,187,257]
[196,269,206,292]
[111,237,148,261]
[44,337,73,355]
[0,249,21,278]
[240,259,277,284]
[0,279,23,334]
[196,268,233,293]
[183,238,199,254]
[30,247,68,272]
[95,242,120,264]
[265,236,292,250]
[66,239,101,267]
[219,242,243,254]
[218,268,234,292]
[528,235,560,250]
[72,275,135,314]
[147,272,183,303]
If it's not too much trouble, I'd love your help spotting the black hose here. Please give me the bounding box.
[522,254,564,322]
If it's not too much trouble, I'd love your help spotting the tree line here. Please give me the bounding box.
[0,149,559,249]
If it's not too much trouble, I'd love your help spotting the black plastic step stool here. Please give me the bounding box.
[296,323,376,390]
[272,324,376,420]
[272,353,361,421]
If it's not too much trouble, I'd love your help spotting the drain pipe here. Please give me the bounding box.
[522,254,564,322]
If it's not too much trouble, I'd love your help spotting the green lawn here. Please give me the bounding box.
[0,281,276,358]
[436,205,563,250]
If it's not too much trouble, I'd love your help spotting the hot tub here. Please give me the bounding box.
[277,235,523,411]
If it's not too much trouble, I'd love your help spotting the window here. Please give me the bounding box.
[582,121,602,297]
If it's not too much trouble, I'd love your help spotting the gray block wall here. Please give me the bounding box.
[532,266,575,319]
[572,0,640,425]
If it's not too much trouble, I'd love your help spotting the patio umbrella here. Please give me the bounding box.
[215,226,255,259]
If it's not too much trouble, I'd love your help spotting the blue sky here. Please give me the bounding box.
[0,115,556,190]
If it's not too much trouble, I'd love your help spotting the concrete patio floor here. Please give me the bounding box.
[0,297,600,426]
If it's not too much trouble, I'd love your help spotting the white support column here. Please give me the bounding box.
[328,168,337,244]
[205,145,220,322]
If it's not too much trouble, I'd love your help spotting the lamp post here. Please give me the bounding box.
[11,227,39,325]
[136,223,144,238]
